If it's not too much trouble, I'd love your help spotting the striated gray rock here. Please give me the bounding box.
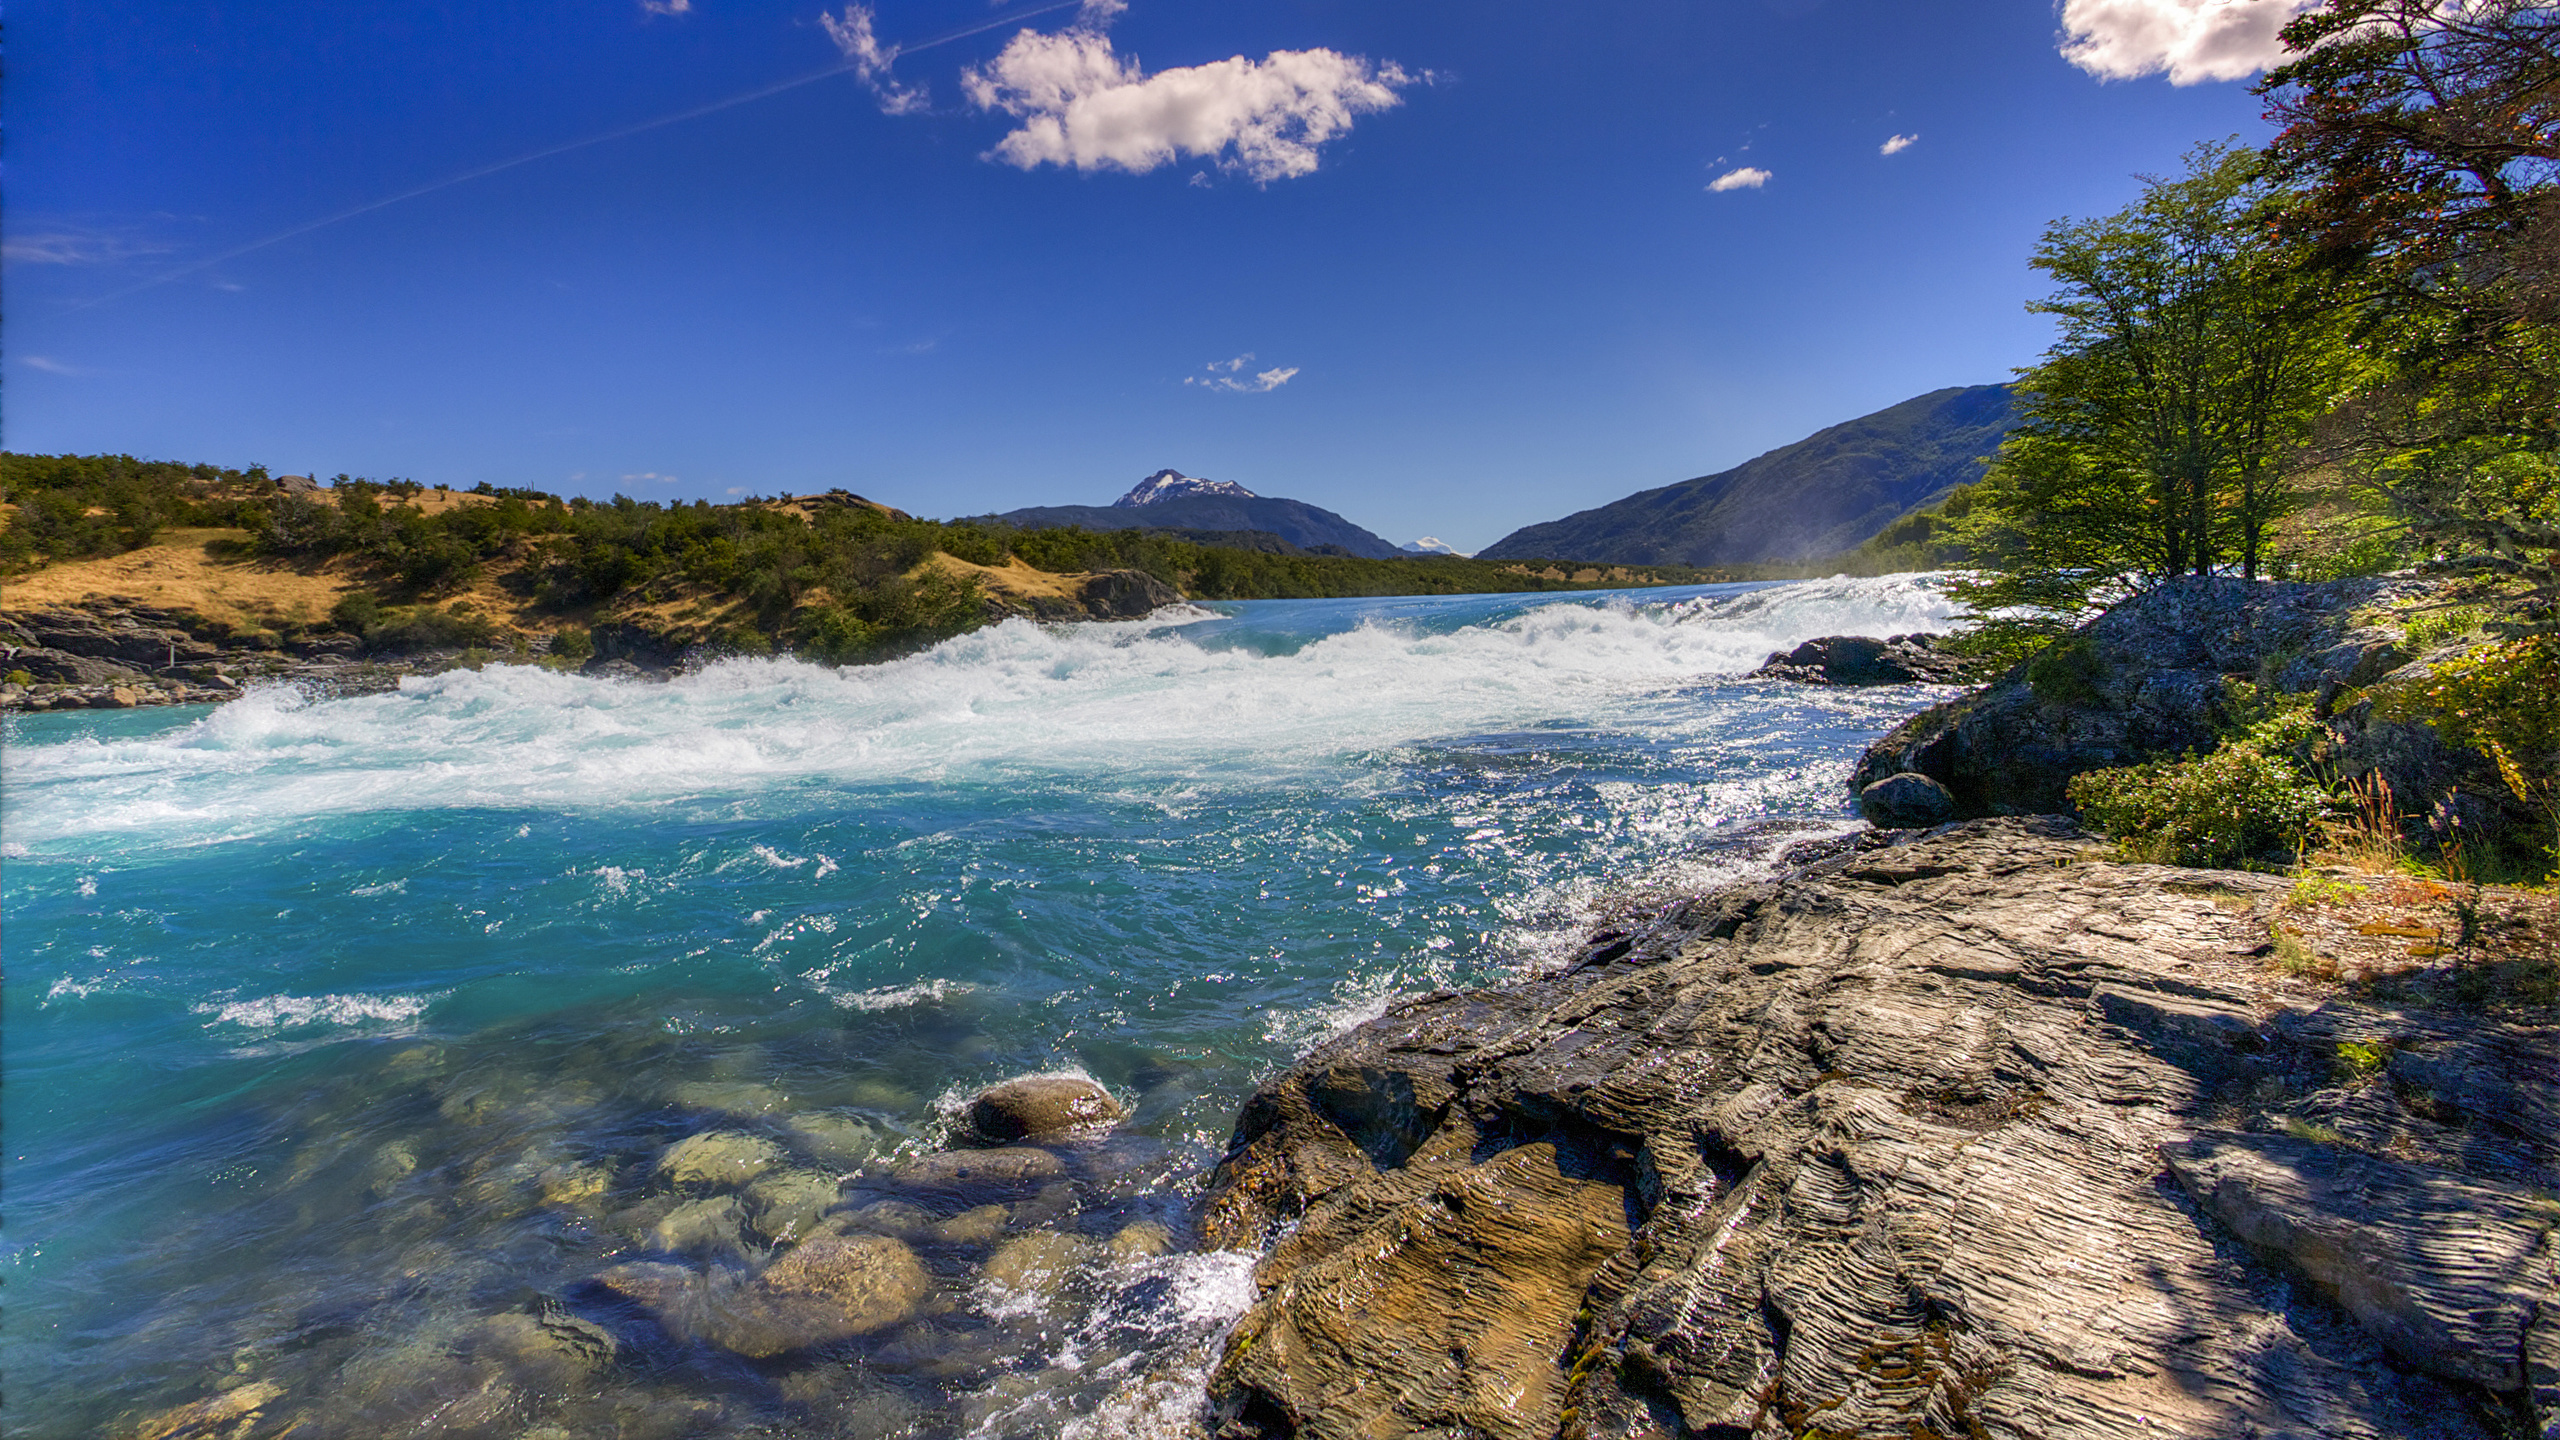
[1752,633,1968,686]
[1857,771,1957,828]
[1201,819,2558,1440]
[1851,575,2437,817]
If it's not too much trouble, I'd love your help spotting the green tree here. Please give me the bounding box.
[1951,143,2350,651]
[2260,0,2560,615]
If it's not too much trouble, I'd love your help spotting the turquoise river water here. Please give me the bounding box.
[1,575,1960,1440]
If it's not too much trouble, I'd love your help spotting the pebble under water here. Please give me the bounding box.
[1,576,1962,1440]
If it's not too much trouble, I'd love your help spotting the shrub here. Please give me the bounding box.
[363,604,499,654]
[548,626,594,661]
[2070,713,2334,869]
[5,668,33,687]
[2026,634,2105,705]
[330,592,385,634]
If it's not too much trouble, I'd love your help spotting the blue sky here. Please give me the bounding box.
[9,0,2298,551]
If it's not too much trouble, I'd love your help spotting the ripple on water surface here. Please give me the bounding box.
[0,575,1962,1438]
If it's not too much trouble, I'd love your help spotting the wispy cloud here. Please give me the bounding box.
[1880,133,1919,155]
[18,355,100,376]
[622,471,681,483]
[1708,166,1771,192]
[1185,354,1299,393]
[822,5,931,114]
[639,0,691,14]
[962,22,1412,182]
[2059,0,2310,85]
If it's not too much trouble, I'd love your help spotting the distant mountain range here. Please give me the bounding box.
[984,470,1408,559]
[1478,385,2018,565]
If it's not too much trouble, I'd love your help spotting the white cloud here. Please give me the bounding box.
[2058,0,2312,85]
[1185,354,1299,392]
[822,5,930,115]
[639,0,690,14]
[1708,166,1772,192]
[18,355,97,376]
[962,28,1410,182]
[1881,133,1919,155]
[622,471,681,484]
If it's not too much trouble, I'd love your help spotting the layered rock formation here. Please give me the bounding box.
[1201,819,2558,1440]
[1848,576,2492,826]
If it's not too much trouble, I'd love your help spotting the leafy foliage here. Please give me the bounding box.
[0,453,271,567]
[1950,142,2356,650]
[2260,1,2560,615]
[2068,703,2336,868]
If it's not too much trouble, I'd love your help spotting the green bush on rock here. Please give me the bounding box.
[2069,705,2334,869]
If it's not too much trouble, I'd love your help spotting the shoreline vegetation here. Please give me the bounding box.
[0,452,1908,714]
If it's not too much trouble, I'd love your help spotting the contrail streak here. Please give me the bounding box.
[70,1,1080,311]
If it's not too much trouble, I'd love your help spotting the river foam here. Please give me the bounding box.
[0,574,1958,849]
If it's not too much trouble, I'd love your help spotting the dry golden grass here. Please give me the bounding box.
[0,528,362,628]
[915,552,1099,604]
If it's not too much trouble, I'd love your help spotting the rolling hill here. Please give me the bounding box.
[1478,384,2017,565]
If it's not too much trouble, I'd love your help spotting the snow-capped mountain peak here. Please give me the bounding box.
[1400,536,1465,556]
[1112,469,1259,507]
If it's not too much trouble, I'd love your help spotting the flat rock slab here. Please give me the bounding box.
[1201,818,2560,1440]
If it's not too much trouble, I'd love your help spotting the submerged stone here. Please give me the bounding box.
[836,1199,937,1240]
[1104,1220,1174,1261]
[979,1231,1093,1303]
[655,1130,783,1191]
[781,1111,882,1166]
[698,1233,931,1358]
[932,1203,1010,1246]
[742,1169,842,1246]
[130,1380,285,1440]
[650,1195,745,1257]
[668,1080,791,1119]
[890,1146,1067,1195]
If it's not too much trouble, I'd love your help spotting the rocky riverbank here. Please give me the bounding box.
[1198,818,2559,1440]
[1850,575,2459,821]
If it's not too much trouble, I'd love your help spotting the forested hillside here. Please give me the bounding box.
[1478,384,2017,565]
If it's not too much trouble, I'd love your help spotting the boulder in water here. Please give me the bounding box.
[1750,632,1965,685]
[965,1075,1124,1144]
[1858,770,1957,828]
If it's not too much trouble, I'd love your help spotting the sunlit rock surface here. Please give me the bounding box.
[1202,818,2558,1440]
